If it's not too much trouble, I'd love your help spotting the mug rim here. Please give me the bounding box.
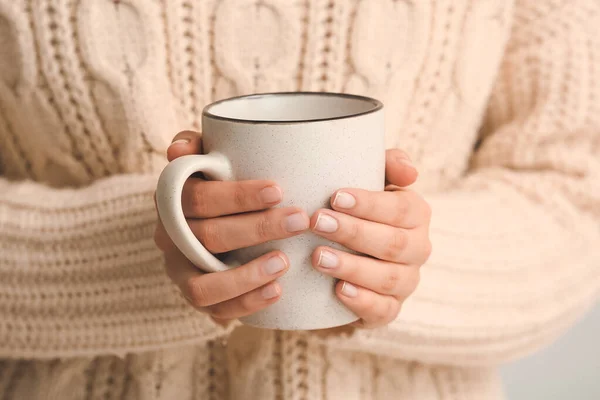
[202,91,383,125]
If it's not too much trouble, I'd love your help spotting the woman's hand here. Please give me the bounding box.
[154,132,429,329]
[310,149,431,329]
[154,131,310,323]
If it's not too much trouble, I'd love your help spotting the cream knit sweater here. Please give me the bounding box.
[0,0,599,399]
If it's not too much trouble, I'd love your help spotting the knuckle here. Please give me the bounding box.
[190,186,211,216]
[233,185,249,209]
[345,221,361,242]
[383,230,407,262]
[197,220,225,253]
[255,214,274,241]
[391,196,409,226]
[380,269,402,294]
[184,278,211,308]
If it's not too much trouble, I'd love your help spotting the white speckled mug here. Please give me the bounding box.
[156,92,385,330]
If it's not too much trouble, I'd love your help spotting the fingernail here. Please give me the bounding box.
[396,156,414,169]
[285,212,309,232]
[261,283,280,299]
[341,282,358,298]
[260,186,282,204]
[314,213,338,233]
[318,250,338,268]
[333,191,356,209]
[263,256,286,275]
[170,138,190,146]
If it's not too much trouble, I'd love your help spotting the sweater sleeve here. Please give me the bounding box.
[0,173,234,359]
[323,0,600,366]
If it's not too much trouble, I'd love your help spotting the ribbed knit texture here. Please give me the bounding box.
[0,0,598,399]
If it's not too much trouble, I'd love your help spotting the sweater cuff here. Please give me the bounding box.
[0,174,234,359]
[318,176,600,366]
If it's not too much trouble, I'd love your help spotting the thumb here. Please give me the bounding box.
[166,130,203,161]
[385,149,418,187]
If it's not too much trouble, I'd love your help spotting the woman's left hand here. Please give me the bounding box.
[311,149,432,329]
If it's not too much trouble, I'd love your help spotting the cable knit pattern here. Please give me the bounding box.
[0,0,598,399]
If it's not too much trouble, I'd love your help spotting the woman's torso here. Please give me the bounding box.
[0,1,513,399]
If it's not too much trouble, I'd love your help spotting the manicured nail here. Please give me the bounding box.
[341,282,358,298]
[318,250,338,268]
[260,186,282,204]
[170,138,190,146]
[314,213,338,233]
[261,283,280,299]
[263,256,286,275]
[285,212,309,232]
[333,192,356,209]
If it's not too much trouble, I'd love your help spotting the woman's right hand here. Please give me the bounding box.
[153,131,310,323]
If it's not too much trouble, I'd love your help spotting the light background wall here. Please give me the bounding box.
[501,305,600,400]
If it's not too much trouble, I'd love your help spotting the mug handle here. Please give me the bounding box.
[156,153,234,273]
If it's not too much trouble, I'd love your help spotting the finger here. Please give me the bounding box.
[312,247,420,298]
[206,282,282,320]
[330,188,431,228]
[310,210,432,264]
[334,281,401,329]
[182,178,282,218]
[154,218,175,253]
[164,250,289,307]
[167,130,203,161]
[385,149,418,187]
[190,207,309,254]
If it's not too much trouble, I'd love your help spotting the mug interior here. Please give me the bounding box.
[203,92,382,123]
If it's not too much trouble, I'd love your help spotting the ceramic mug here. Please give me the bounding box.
[156,92,385,330]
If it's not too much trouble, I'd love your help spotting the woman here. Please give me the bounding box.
[0,0,598,399]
